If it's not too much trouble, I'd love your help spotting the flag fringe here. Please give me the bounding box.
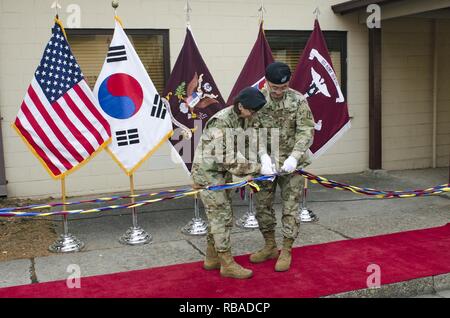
[114,15,124,28]
[12,122,111,180]
[107,130,174,176]
[54,17,68,40]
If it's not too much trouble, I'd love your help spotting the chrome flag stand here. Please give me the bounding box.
[298,177,318,223]
[181,194,208,235]
[49,177,84,253]
[119,175,152,245]
[49,215,85,253]
[235,189,259,229]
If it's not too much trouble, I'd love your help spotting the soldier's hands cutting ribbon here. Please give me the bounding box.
[281,156,298,173]
[260,153,276,175]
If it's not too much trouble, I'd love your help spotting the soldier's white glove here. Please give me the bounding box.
[281,156,298,173]
[260,153,276,175]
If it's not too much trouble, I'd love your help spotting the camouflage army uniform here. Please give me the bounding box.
[191,106,261,252]
[250,86,314,240]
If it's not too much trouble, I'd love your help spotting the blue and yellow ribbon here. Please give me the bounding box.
[0,170,448,218]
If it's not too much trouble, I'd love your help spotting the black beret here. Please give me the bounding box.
[235,87,266,111]
[265,61,291,84]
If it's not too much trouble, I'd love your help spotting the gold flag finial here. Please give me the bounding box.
[112,0,119,16]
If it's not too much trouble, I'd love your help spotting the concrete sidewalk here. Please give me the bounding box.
[0,167,449,297]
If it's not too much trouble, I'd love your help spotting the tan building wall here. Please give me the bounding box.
[381,17,450,170]
[437,20,450,168]
[3,0,435,198]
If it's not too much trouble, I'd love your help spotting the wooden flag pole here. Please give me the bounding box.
[61,176,68,236]
[130,174,138,228]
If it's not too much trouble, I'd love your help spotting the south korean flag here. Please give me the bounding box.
[94,17,173,175]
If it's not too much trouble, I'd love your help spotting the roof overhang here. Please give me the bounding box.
[331,0,405,15]
[332,0,450,22]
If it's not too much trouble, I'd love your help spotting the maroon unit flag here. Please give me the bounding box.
[226,22,274,105]
[163,27,225,172]
[290,19,351,158]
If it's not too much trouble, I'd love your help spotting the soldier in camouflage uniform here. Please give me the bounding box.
[191,87,266,279]
[249,62,315,272]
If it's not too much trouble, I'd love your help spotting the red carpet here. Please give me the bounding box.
[1,223,449,298]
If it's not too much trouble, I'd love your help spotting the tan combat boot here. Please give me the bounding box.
[203,241,220,270]
[275,238,295,272]
[217,251,253,279]
[249,231,278,263]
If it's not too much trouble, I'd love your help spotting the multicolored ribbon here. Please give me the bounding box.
[0,170,447,217]
[0,188,191,213]
[0,189,203,218]
[296,170,450,199]
[0,177,268,217]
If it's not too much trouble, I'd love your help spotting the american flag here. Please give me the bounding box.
[13,21,111,178]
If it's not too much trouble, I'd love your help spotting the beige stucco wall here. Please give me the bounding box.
[0,0,372,198]
[381,17,450,170]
